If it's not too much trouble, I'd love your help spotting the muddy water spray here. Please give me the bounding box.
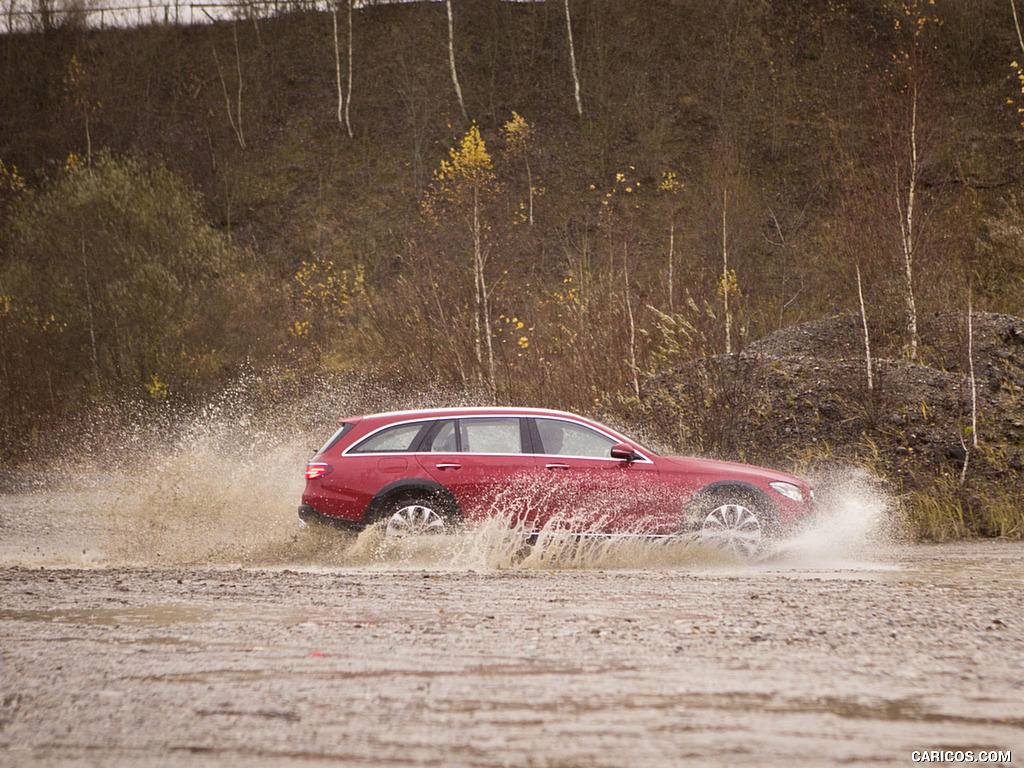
[3,374,896,571]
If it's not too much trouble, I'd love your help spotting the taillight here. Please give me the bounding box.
[305,463,333,480]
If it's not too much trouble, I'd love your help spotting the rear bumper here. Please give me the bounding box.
[298,504,368,532]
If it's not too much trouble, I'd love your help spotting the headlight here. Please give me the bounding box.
[770,482,803,502]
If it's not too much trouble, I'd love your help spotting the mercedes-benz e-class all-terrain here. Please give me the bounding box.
[299,407,813,556]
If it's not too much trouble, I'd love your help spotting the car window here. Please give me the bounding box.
[317,423,355,454]
[459,417,523,454]
[426,420,458,452]
[535,418,617,458]
[348,422,426,454]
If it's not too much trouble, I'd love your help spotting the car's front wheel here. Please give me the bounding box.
[381,496,457,537]
[684,491,777,558]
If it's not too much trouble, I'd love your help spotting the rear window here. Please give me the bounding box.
[317,423,355,454]
[348,421,429,454]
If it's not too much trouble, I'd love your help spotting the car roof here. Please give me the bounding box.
[335,407,643,450]
[339,406,587,423]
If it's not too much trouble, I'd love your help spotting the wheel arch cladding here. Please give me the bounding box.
[365,478,463,524]
[685,481,779,533]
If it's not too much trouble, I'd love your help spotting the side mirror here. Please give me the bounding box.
[610,443,640,462]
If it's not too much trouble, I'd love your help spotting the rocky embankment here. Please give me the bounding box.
[647,312,1024,532]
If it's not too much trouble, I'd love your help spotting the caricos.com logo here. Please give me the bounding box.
[911,751,1012,764]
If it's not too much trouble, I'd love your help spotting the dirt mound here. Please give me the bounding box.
[749,312,1024,392]
[647,312,1024,516]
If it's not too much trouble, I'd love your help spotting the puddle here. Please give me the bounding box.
[0,604,215,626]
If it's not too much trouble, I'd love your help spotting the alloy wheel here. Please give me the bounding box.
[384,503,447,537]
[699,503,763,558]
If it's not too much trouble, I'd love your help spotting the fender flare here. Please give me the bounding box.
[364,478,463,524]
[683,481,779,534]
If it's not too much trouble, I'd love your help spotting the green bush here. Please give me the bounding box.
[0,153,260,456]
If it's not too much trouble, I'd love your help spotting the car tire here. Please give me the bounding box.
[683,489,778,558]
[381,495,459,538]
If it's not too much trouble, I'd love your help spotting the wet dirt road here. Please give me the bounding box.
[0,467,1022,767]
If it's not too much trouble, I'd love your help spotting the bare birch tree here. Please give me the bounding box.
[960,289,978,486]
[721,188,731,355]
[332,3,343,127]
[895,81,919,360]
[658,171,683,312]
[446,0,467,120]
[967,299,977,452]
[1012,0,1024,77]
[63,55,98,166]
[623,243,639,399]
[344,0,352,138]
[212,26,245,149]
[890,0,938,359]
[331,0,353,138]
[856,262,874,391]
[80,238,101,391]
[422,125,499,391]
[564,0,582,116]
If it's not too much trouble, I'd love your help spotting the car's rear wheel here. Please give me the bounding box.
[684,490,777,558]
[382,496,456,537]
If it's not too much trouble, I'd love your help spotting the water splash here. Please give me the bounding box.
[760,465,897,568]
[1,371,896,572]
[297,512,744,572]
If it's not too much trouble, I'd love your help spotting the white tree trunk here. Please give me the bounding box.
[667,220,675,312]
[212,27,245,149]
[333,3,343,126]
[624,244,640,399]
[80,239,101,391]
[232,25,245,148]
[345,0,353,139]
[446,0,467,120]
[961,293,977,486]
[968,293,977,449]
[564,0,582,116]
[897,84,919,360]
[525,155,533,226]
[856,262,873,391]
[472,186,494,392]
[1012,0,1024,57]
[722,188,731,355]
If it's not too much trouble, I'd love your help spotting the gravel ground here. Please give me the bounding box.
[2,545,1022,765]
[0,480,1021,766]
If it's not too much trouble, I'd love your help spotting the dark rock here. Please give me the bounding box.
[945,445,967,464]
[999,322,1024,345]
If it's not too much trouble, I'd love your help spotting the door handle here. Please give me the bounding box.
[545,463,570,470]
[434,463,462,470]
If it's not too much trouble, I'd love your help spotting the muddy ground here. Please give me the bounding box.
[1,479,1022,767]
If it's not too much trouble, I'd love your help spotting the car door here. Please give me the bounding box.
[415,416,540,523]
[529,416,666,534]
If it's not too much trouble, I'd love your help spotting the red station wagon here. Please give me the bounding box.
[299,407,814,556]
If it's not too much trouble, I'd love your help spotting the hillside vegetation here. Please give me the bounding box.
[1,0,1023,536]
